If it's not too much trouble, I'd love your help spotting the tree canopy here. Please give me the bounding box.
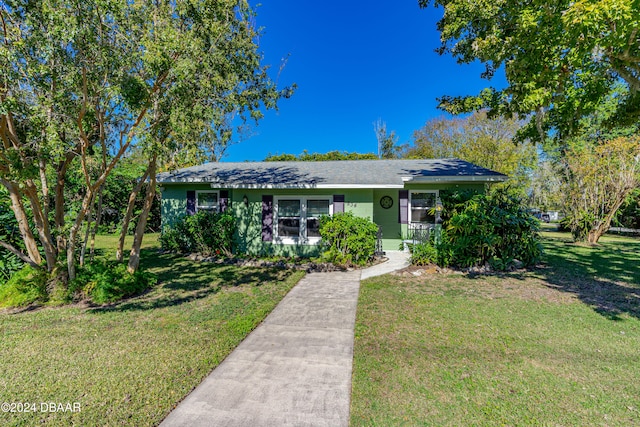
[373,119,402,159]
[419,0,640,142]
[1,0,291,284]
[559,135,640,243]
[264,150,378,161]
[404,111,537,190]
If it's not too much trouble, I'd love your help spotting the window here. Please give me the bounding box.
[277,199,301,237]
[196,191,219,213]
[307,199,330,237]
[274,197,332,242]
[410,191,437,224]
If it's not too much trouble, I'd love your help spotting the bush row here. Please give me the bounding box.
[159,211,379,267]
[1,191,540,308]
[158,193,541,271]
[159,211,236,256]
[0,261,157,308]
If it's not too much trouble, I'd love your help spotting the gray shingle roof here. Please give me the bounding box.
[157,158,507,188]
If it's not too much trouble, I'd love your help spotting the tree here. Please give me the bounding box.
[528,159,563,212]
[560,135,640,244]
[264,150,378,161]
[419,0,640,142]
[373,119,402,159]
[614,189,640,230]
[405,111,537,191]
[1,0,291,288]
[0,187,29,284]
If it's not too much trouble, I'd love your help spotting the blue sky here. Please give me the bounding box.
[224,1,507,162]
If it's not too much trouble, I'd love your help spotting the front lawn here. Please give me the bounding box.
[0,234,305,426]
[351,233,640,426]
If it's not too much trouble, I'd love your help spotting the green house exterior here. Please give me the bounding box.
[157,159,507,257]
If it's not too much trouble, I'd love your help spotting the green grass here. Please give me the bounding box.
[0,234,305,426]
[351,232,640,426]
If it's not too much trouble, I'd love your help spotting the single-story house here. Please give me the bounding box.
[156,158,507,256]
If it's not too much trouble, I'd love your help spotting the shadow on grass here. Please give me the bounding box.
[89,248,289,313]
[537,235,640,321]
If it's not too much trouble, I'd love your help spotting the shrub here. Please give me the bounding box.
[0,188,26,286]
[160,211,236,256]
[0,265,48,307]
[70,260,157,304]
[410,239,438,266]
[411,189,543,270]
[439,189,543,269]
[560,210,594,242]
[319,212,378,266]
[0,250,23,287]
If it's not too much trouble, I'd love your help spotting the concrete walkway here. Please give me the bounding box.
[160,253,409,427]
[161,270,361,427]
[361,250,410,280]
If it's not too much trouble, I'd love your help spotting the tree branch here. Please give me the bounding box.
[611,63,640,94]
[0,240,41,269]
[623,28,638,58]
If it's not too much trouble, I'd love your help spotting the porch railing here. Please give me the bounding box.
[402,223,435,251]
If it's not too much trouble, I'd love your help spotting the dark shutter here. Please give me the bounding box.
[262,195,273,242]
[186,190,196,215]
[399,190,408,224]
[333,194,344,213]
[219,190,229,213]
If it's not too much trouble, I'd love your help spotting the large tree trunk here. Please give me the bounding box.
[127,154,157,273]
[79,192,96,267]
[1,179,43,266]
[67,188,95,281]
[38,155,50,220]
[587,195,629,244]
[116,169,150,262]
[55,152,75,252]
[23,180,57,270]
[89,184,104,261]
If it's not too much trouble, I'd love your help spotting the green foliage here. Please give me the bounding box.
[528,159,563,212]
[0,265,48,308]
[69,261,157,305]
[0,188,25,285]
[614,189,640,229]
[0,252,23,287]
[1,0,292,285]
[319,212,379,266]
[417,189,543,270]
[410,239,439,266]
[264,150,378,161]
[373,119,402,159]
[404,111,537,193]
[558,135,640,243]
[160,211,237,256]
[444,189,543,269]
[61,153,161,234]
[419,0,640,143]
[561,211,595,242]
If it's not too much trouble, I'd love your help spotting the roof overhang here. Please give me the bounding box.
[403,175,508,184]
[157,177,507,187]
[208,183,405,189]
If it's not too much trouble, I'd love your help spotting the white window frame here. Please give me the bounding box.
[274,196,333,244]
[195,190,219,213]
[409,190,439,224]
